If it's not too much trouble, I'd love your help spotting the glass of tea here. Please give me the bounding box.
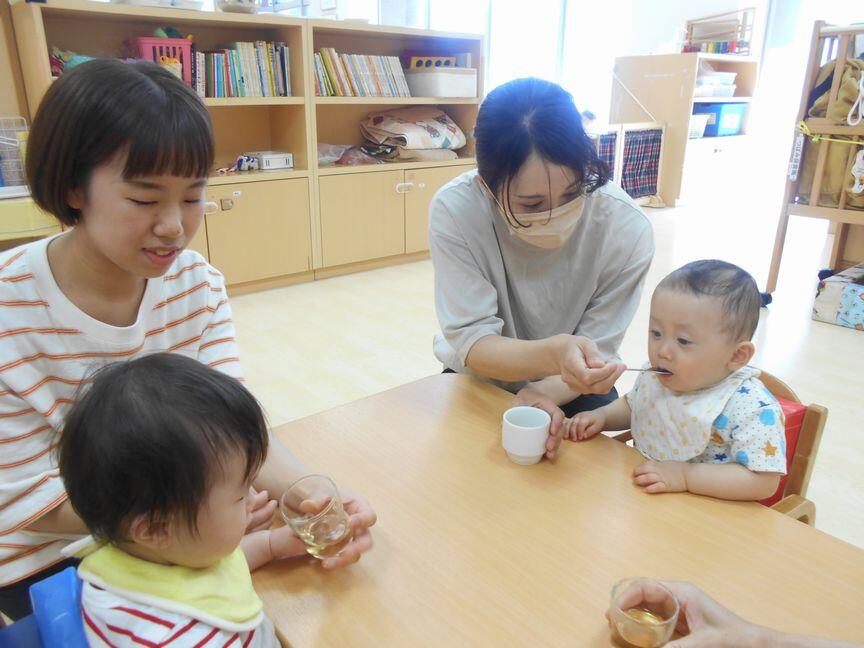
[280,474,353,560]
[608,578,680,648]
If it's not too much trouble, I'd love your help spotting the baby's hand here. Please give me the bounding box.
[267,524,307,561]
[632,460,688,494]
[564,409,606,441]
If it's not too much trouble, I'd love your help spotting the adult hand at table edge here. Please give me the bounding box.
[606,579,764,648]
[321,490,376,570]
[557,335,625,395]
[512,386,565,460]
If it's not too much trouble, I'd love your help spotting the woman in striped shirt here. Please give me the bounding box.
[0,59,376,619]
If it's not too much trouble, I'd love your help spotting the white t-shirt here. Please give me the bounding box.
[0,235,242,586]
[429,170,654,392]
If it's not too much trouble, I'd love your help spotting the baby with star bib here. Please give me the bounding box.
[565,260,787,501]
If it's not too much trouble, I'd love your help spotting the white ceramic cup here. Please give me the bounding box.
[502,406,551,465]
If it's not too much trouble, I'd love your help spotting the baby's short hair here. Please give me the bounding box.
[657,260,761,341]
[59,354,268,543]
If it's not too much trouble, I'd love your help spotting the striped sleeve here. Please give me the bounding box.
[196,267,243,381]
[82,583,276,647]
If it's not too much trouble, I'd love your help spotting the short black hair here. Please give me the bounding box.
[657,260,762,341]
[474,77,611,227]
[59,354,268,543]
[26,59,214,227]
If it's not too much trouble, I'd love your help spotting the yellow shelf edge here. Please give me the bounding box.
[315,158,475,176]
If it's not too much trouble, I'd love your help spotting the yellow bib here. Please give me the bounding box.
[78,544,263,631]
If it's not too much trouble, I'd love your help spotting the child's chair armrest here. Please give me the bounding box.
[771,494,816,526]
[611,431,632,443]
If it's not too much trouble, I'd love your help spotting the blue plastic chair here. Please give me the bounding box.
[0,567,88,647]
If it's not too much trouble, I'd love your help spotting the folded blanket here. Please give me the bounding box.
[360,107,466,150]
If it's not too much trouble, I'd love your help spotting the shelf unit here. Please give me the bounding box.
[8,0,483,291]
[766,22,864,292]
[610,52,758,206]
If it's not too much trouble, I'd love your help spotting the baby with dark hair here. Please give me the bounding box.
[60,354,305,647]
[565,260,787,501]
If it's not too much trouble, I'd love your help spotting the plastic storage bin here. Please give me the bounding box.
[405,68,477,98]
[135,37,193,85]
[692,102,746,137]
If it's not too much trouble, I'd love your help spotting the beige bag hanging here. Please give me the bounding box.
[797,58,864,209]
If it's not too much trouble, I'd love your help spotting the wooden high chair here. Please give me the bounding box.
[612,370,827,526]
[758,371,826,526]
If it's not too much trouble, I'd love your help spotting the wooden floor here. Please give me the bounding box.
[231,187,864,550]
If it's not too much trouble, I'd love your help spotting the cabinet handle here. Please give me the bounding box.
[220,198,234,211]
[395,182,414,194]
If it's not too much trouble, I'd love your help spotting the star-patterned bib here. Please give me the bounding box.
[627,366,761,462]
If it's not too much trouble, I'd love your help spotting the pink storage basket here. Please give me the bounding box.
[135,37,193,86]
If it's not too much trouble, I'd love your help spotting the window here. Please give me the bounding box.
[486,0,561,92]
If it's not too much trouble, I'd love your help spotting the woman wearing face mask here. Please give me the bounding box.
[429,78,654,460]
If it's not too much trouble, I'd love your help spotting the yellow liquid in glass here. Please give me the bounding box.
[298,515,353,559]
[612,608,669,648]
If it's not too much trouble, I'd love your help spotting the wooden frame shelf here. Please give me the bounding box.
[316,158,476,176]
[10,0,483,290]
[204,97,305,107]
[611,52,759,206]
[766,21,864,291]
[314,96,480,105]
[692,96,753,103]
[208,169,310,185]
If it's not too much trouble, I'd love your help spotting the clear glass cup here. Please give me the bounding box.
[279,474,353,560]
[608,578,680,648]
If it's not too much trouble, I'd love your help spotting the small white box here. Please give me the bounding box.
[244,150,294,171]
[405,67,477,98]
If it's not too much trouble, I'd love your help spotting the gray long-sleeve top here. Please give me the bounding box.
[429,169,654,393]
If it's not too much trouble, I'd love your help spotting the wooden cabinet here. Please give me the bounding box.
[205,179,311,285]
[404,166,471,253]
[611,53,758,206]
[319,165,474,266]
[318,170,406,267]
[186,220,209,261]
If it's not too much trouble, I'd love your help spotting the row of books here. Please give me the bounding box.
[313,48,410,98]
[193,42,291,99]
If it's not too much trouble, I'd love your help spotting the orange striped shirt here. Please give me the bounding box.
[0,237,242,586]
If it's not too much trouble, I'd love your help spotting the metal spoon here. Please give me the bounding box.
[624,367,672,375]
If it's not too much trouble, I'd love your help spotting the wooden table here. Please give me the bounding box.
[254,375,864,647]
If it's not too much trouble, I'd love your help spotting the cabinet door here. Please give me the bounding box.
[404,165,473,254]
[186,219,209,261]
[319,170,405,267]
[205,179,311,285]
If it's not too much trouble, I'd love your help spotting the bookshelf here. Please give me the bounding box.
[9,0,483,291]
[610,52,758,207]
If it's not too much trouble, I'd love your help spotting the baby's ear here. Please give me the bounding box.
[729,341,755,370]
[129,514,172,549]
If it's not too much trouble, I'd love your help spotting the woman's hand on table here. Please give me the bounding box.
[320,490,377,570]
[554,335,625,395]
[513,385,566,460]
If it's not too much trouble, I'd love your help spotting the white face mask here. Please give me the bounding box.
[504,196,585,249]
[479,176,585,249]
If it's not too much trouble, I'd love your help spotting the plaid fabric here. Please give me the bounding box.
[621,128,662,199]
[597,133,617,177]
